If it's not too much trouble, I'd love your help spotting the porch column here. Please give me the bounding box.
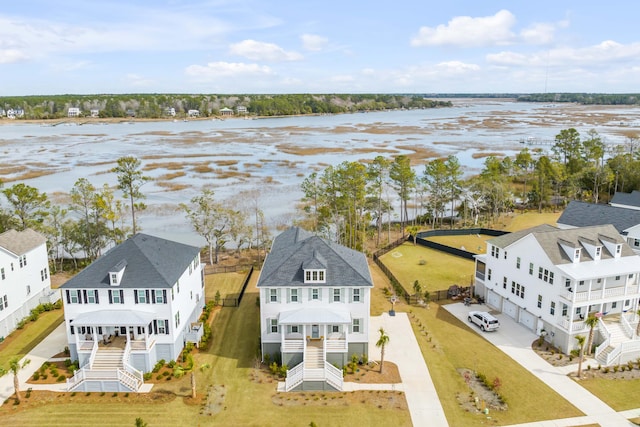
[601,277,608,299]
[92,327,98,342]
[343,325,349,351]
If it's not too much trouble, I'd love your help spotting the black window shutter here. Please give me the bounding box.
[153,320,158,335]
[145,290,150,304]
[66,290,70,304]
[162,289,167,304]
[120,289,124,304]
[82,290,87,304]
[108,290,113,304]
[95,290,99,304]
[134,290,138,304]
[151,290,156,304]
[165,320,170,334]
[70,325,74,335]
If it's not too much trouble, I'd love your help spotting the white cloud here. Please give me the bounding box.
[185,61,273,80]
[520,22,556,45]
[124,73,154,87]
[488,40,640,67]
[435,61,481,73]
[0,49,29,64]
[330,75,355,83]
[411,10,516,48]
[301,34,328,51]
[229,39,303,62]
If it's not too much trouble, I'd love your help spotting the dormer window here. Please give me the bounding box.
[304,269,326,283]
[616,245,622,256]
[574,249,581,261]
[109,260,127,286]
[594,246,602,259]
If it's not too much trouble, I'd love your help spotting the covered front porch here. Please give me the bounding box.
[278,307,351,354]
[72,310,157,355]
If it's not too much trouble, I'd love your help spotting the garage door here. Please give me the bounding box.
[486,290,501,310]
[519,310,536,331]
[503,300,517,319]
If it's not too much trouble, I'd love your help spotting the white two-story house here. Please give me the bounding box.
[258,227,373,391]
[474,224,640,366]
[62,233,205,392]
[0,229,56,338]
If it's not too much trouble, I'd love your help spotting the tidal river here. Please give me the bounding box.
[1,99,638,246]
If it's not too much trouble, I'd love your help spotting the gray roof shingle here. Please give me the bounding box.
[62,233,200,289]
[257,227,373,288]
[611,190,640,208]
[0,229,46,255]
[557,200,640,232]
[489,224,632,264]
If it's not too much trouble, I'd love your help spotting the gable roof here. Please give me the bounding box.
[490,224,633,265]
[62,233,200,289]
[610,190,640,209]
[0,229,46,256]
[257,227,372,288]
[557,200,640,232]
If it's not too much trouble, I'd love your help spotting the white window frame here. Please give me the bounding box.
[269,318,278,334]
[69,290,79,304]
[311,288,319,300]
[352,318,361,333]
[352,288,361,302]
[269,289,278,303]
[333,288,341,302]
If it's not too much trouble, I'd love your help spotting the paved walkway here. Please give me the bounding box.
[0,322,68,405]
[445,303,638,427]
[370,312,449,427]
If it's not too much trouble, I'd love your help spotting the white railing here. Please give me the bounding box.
[88,339,99,368]
[602,340,640,366]
[324,361,343,391]
[325,339,348,352]
[77,340,95,351]
[282,339,305,352]
[66,368,86,391]
[595,321,612,360]
[565,290,589,302]
[621,315,634,339]
[603,287,625,298]
[285,363,304,391]
[119,367,142,391]
[559,318,589,332]
[626,284,639,295]
[123,362,143,384]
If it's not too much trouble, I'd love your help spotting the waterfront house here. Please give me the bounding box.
[258,227,373,391]
[68,107,81,117]
[62,233,205,392]
[474,224,640,365]
[0,229,56,339]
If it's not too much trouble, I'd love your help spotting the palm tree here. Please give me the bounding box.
[8,357,30,403]
[636,308,640,338]
[584,314,599,355]
[376,327,390,373]
[191,362,211,398]
[575,335,586,378]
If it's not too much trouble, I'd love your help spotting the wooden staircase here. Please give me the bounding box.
[92,349,125,370]
[304,343,324,369]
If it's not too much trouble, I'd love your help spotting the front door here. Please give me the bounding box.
[311,324,319,339]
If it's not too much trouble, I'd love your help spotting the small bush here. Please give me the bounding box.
[613,365,619,373]
[64,358,72,367]
[32,372,40,381]
[168,360,176,368]
[143,372,152,381]
[155,375,163,380]
[162,371,171,377]
[56,375,66,382]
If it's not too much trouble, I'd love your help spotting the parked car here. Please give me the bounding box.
[468,311,500,332]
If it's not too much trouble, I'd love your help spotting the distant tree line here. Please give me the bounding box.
[517,93,640,105]
[298,128,640,250]
[0,94,451,120]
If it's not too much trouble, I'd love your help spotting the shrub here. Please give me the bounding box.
[214,290,221,306]
[279,364,288,378]
[29,312,39,322]
[32,372,40,381]
[16,319,27,329]
[168,360,176,368]
[64,358,72,367]
[41,374,48,380]
[64,346,70,356]
[155,375,163,380]
[152,360,165,373]
[162,371,171,377]
[269,362,279,376]
[143,372,152,380]
[613,365,619,373]
[361,353,368,365]
[57,375,66,382]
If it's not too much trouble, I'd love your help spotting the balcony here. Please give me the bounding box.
[559,318,589,333]
[563,284,639,303]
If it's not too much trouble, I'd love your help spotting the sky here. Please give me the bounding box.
[1,1,639,95]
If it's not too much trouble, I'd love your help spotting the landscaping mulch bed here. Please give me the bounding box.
[456,368,508,415]
[532,338,640,379]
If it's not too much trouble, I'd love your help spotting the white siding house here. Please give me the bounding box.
[0,229,55,339]
[67,107,81,117]
[62,233,205,392]
[258,227,373,391]
[474,224,640,366]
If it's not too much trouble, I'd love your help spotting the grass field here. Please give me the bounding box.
[0,309,64,368]
[379,242,475,293]
[576,377,640,411]
[204,270,249,302]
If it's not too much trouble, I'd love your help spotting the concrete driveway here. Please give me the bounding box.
[444,303,636,427]
[370,312,448,427]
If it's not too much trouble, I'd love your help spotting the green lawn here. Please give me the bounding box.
[577,377,640,411]
[0,309,64,368]
[204,270,250,302]
[379,242,476,293]
[425,234,491,255]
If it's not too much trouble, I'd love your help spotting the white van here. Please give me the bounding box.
[468,311,500,332]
